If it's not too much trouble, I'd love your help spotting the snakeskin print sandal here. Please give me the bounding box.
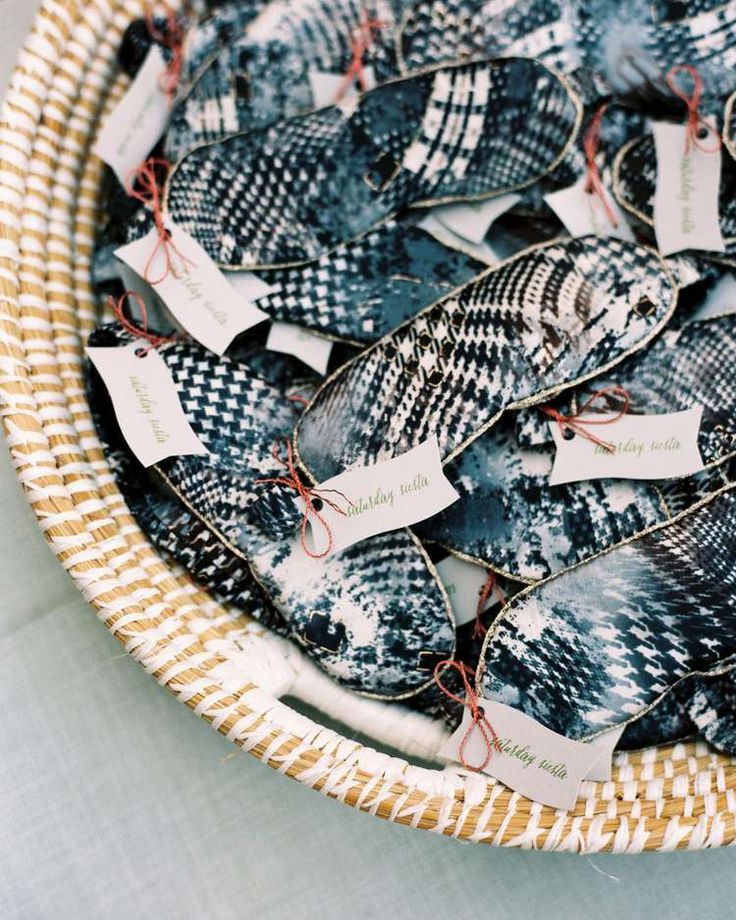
[164,56,582,268]
[87,323,457,700]
[415,314,736,580]
[294,235,677,482]
[477,478,736,741]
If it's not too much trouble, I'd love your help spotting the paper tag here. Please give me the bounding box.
[584,726,625,782]
[93,47,171,187]
[417,214,498,265]
[308,66,376,108]
[87,344,208,467]
[548,407,704,486]
[225,270,280,303]
[116,223,269,355]
[691,271,736,321]
[266,322,333,375]
[545,176,635,242]
[652,120,725,256]
[303,436,459,556]
[435,555,503,627]
[439,699,619,810]
[431,193,521,245]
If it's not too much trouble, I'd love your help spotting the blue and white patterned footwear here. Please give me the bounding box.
[87,322,456,700]
[416,314,736,580]
[295,235,677,482]
[164,57,582,267]
[477,479,736,741]
[166,0,409,160]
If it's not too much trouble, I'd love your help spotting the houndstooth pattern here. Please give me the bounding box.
[480,483,736,739]
[88,323,455,700]
[165,57,580,267]
[416,315,736,580]
[295,236,676,482]
[167,0,407,160]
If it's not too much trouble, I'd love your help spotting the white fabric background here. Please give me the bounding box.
[1,7,736,917]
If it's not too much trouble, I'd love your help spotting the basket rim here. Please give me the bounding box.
[0,0,734,853]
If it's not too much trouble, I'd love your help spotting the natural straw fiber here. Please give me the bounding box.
[1,0,736,852]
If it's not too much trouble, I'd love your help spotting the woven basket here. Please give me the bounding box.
[2,0,735,853]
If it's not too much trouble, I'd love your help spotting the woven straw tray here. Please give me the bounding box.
[1,0,735,852]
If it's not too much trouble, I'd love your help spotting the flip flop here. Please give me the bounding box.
[87,322,456,700]
[294,235,677,483]
[164,57,582,268]
[477,480,736,741]
[416,314,736,580]
[166,0,408,160]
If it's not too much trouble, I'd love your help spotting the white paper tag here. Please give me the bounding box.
[116,223,269,355]
[584,726,625,782]
[652,120,725,256]
[308,66,376,109]
[439,699,620,810]
[548,407,704,486]
[93,47,172,187]
[303,436,459,557]
[225,270,280,303]
[435,555,503,627]
[691,271,736,321]
[430,193,521,245]
[417,214,498,265]
[87,344,208,467]
[266,322,333,375]
[545,176,635,242]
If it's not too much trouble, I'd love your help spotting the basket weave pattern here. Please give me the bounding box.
[1,0,735,851]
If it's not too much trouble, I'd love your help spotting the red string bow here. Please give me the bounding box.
[125,157,194,285]
[665,64,721,154]
[540,385,631,454]
[145,1,186,96]
[109,290,181,353]
[473,570,506,641]
[433,660,498,772]
[582,104,619,230]
[335,9,386,101]
[254,438,351,559]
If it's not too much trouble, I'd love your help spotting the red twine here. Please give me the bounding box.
[582,104,619,230]
[473,571,506,641]
[287,393,309,410]
[540,385,631,454]
[109,290,180,353]
[665,64,721,154]
[433,660,498,772]
[254,438,351,559]
[145,1,186,96]
[335,10,386,102]
[125,157,194,285]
